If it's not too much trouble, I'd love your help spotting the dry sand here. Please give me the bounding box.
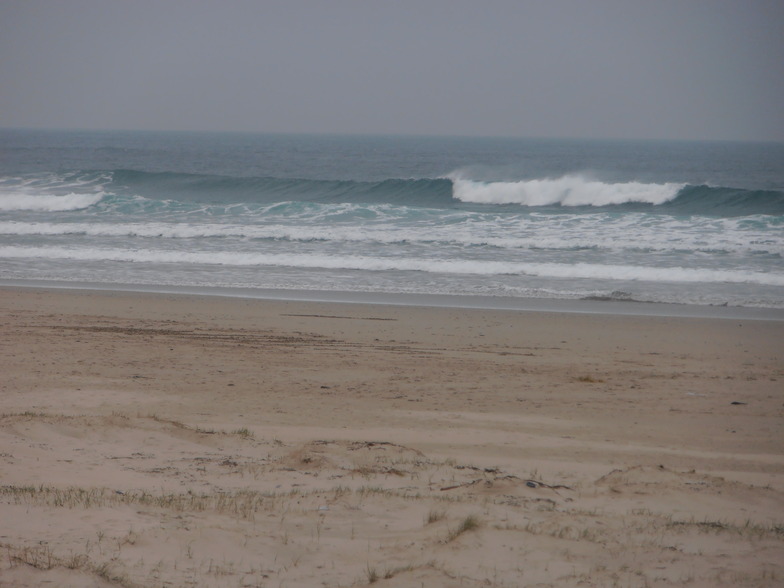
[1,287,782,587]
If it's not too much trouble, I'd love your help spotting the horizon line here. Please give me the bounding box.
[2,125,782,146]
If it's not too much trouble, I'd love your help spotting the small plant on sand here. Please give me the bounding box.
[232,427,254,439]
[383,563,415,579]
[147,413,190,429]
[575,375,604,383]
[426,509,446,525]
[446,514,480,542]
[366,564,379,583]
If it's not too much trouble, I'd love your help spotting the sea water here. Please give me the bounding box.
[1,129,782,309]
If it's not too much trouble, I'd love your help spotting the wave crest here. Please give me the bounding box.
[450,174,685,207]
[0,192,106,211]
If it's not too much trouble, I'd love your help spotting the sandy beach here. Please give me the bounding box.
[1,286,782,587]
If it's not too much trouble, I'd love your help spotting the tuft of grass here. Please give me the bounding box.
[575,375,604,383]
[145,413,219,435]
[232,427,254,439]
[383,563,415,579]
[147,413,188,428]
[426,509,446,525]
[366,564,379,583]
[446,514,481,542]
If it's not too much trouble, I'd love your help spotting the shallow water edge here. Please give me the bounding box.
[3,278,782,322]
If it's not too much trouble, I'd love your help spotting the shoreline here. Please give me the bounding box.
[3,278,783,321]
[1,286,782,587]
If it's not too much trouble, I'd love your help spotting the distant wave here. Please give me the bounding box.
[667,184,784,215]
[93,169,784,215]
[109,169,455,206]
[2,169,783,216]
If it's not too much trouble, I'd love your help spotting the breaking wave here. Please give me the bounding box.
[2,169,783,216]
[0,192,106,211]
[450,175,684,206]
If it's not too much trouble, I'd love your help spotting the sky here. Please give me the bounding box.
[1,0,783,142]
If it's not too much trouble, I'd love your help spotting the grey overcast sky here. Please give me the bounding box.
[1,0,782,141]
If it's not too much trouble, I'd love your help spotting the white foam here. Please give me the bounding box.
[1,213,779,257]
[0,221,412,243]
[2,246,782,286]
[450,174,685,206]
[0,192,105,211]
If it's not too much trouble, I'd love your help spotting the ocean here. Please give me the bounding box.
[1,129,783,311]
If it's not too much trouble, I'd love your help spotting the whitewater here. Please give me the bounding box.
[1,129,783,309]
